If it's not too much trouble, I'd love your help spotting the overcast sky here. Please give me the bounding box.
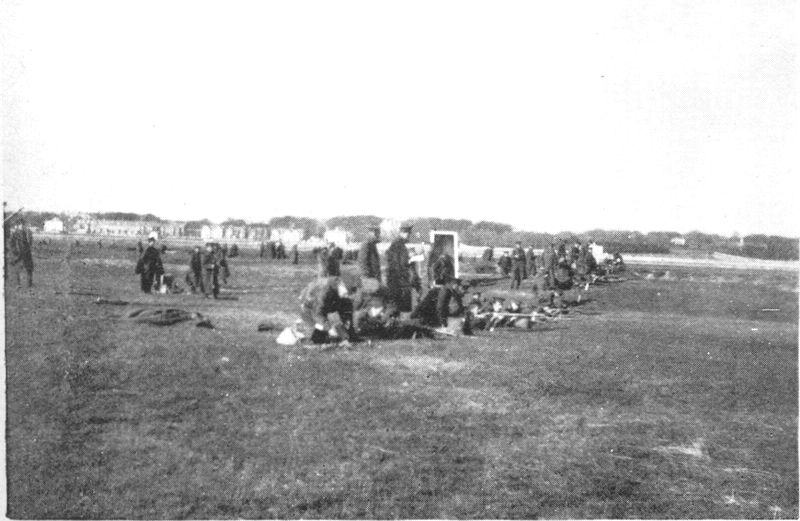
[2,1,797,236]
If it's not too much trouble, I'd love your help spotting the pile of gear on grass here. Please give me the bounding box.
[272,224,615,349]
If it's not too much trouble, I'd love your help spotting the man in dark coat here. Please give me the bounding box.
[136,236,164,294]
[185,245,205,293]
[8,219,34,288]
[411,278,464,328]
[202,243,220,298]
[510,241,526,289]
[542,243,557,289]
[430,253,455,286]
[358,226,382,280]
[385,225,415,314]
[326,242,343,277]
[291,244,299,264]
[526,245,537,278]
[497,251,512,276]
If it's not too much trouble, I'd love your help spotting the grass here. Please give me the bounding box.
[4,241,799,518]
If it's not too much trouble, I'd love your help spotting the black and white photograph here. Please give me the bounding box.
[2,1,798,518]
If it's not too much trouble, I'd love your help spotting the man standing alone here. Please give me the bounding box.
[385,225,415,314]
[358,225,382,280]
[136,234,164,294]
[510,241,526,289]
[8,219,34,288]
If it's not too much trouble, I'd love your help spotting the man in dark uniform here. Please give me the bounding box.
[8,219,34,288]
[510,241,526,289]
[136,235,164,294]
[202,243,220,298]
[542,243,557,289]
[185,245,205,293]
[326,242,343,277]
[385,225,415,314]
[291,243,299,264]
[526,245,537,278]
[358,225,382,280]
[497,251,512,276]
[411,277,464,329]
[430,253,455,286]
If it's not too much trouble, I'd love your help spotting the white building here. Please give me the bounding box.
[323,228,352,246]
[201,225,224,241]
[43,217,64,233]
[670,237,687,246]
[270,228,304,244]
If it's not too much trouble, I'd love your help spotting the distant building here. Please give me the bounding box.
[43,218,64,234]
[670,237,686,246]
[201,225,224,241]
[270,228,303,244]
[323,228,352,246]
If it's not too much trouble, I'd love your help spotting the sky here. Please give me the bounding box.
[1,1,797,237]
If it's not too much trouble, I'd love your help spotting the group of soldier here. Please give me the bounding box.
[298,224,464,344]
[133,235,231,298]
[497,240,600,292]
[295,227,618,345]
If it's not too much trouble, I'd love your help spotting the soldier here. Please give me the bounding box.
[526,245,537,278]
[291,243,299,264]
[7,219,34,288]
[497,251,512,276]
[136,234,164,294]
[385,224,416,314]
[358,225,382,280]
[202,243,220,298]
[410,277,464,329]
[259,242,266,260]
[299,272,361,343]
[510,241,526,289]
[430,252,455,286]
[553,253,574,291]
[185,245,205,294]
[542,243,557,289]
[316,246,330,277]
[276,240,286,259]
[327,242,343,277]
[219,247,230,285]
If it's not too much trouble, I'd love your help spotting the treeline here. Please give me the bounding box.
[9,209,797,260]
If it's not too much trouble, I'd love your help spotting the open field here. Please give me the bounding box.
[5,241,799,518]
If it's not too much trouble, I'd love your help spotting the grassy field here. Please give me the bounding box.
[5,241,798,518]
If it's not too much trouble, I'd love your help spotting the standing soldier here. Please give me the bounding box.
[358,225,382,280]
[185,245,204,294]
[8,218,34,288]
[316,246,330,277]
[291,243,299,264]
[542,243,557,289]
[510,241,526,289]
[385,225,415,315]
[136,234,164,294]
[219,246,230,285]
[526,244,537,278]
[202,243,220,298]
[326,242,343,277]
